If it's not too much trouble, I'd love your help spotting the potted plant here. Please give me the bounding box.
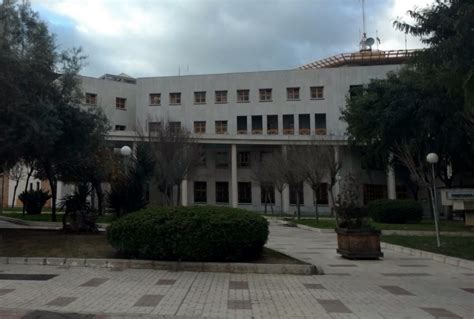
[335,174,383,259]
[18,189,51,215]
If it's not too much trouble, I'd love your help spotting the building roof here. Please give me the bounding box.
[299,49,419,69]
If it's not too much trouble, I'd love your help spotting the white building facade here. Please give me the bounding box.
[4,50,413,214]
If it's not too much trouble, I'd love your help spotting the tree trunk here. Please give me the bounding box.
[296,191,301,220]
[264,189,268,215]
[93,181,104,215]
[50,179,57,222]
[313,189,319,222]
[11,180,19,208]
[279,190,283,217]
[269,192,274,216]
[23,167,34,216]
[176,184,181,206]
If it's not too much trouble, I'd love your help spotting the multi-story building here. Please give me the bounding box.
[2,49,415,214]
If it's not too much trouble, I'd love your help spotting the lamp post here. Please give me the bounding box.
[120,146,132,175]
[426,153,441,247]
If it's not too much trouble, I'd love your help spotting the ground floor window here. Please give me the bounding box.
[363,184,387,205]
[194,181,207,203]
[260,184,275,204]
[215,182,229,203]
[238,182,252,204]
[290,183,304,205]
[314,183,328,205]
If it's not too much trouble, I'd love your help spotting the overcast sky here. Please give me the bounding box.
[31,0,434,78]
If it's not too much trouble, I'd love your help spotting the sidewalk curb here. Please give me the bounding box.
[380,242,474,270]
[0,256,321,275]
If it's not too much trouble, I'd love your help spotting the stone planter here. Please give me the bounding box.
[336,228,383,260]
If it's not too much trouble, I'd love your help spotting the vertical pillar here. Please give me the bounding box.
[181,179,188,206]
[282,145,290,213]
[231,144,238,208]
[387,153,397,200]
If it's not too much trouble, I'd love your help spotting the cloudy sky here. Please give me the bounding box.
[31,0,434,78]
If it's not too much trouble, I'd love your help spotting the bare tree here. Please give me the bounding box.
[301,145,328,222]
[280,146,307,220]
[262,152,287,216]
[322,146,342,219]
[149,122,200,206]
[251,157,275,215]
[9,162,24,208]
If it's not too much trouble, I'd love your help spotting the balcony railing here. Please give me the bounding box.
[237,129,248,134]
[251,129,263,135]
[267,128,278,135]
[283,128,294,135]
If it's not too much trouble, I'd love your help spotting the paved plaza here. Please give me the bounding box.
[0,224,473,318]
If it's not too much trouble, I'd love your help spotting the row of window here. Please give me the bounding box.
[193,182,407,205]
[84,87,324,108]
[194,181,329,205]
[147,113,327,135]
[148,87,324,106]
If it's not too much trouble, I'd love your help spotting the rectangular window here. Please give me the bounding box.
[298,114,310,135]
[194,91,206,104]
[215,120,228,134]
[311,86,324,99]
[363,184,387,205]
[237,89,249,103]
[170,92,181,105]
[115,97,126,109]
[149,93,161,105]
[169,121,181,132]
[251,115,262,134]
[267,115,278,135]
[283,114,294,135]
[198,150,207,167]
[315,183,328,205]
[194,181,207,203]
[237,116,247,134]
[148,121,161,132]
[216,151,229,168]
[287,87,300,100]
[349,85,363,100]
[238,182,252,204]
[85,93,97,105]
[290,183,304,205]
[216,182,229,203]
[215,90,228,104]
[259,88,272,102]
[114,125,126,131]
[261,185,275,204]
[238,151,250,168]
[194,121,206,134]
[315,113,327,135]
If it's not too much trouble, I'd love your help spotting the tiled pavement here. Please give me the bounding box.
[0,225,472,318]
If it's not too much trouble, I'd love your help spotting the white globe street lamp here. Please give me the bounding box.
[426,152,441,247]
[120,146,132,175]
[120,146,132,157]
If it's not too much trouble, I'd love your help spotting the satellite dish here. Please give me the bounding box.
[365,37,375,47]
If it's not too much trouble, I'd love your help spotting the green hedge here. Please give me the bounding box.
[368,199,423,224]
[107,206,269,262]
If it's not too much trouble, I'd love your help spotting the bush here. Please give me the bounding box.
[18,189,51,215]
[368,199,423,224]
[107,206,269,262]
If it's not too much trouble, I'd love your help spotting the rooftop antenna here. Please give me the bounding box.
[359,0,374,51]
[404,33,408,51]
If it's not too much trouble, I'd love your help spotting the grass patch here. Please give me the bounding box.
[0,229,302,264]
[382,235,474,261]
[290,218,470,232]
[0,212,116,224]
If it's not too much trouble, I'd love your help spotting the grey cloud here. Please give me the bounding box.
[35,0,425,78]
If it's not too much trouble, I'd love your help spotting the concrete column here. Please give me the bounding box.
[231,144,238,208]
[387,153,397,200]
[181,179,188,206]
[281,145,290,213]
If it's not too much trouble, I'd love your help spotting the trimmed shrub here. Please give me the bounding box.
[18,189,51,215]
[368,199,423,224]
[107,206,269,262]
